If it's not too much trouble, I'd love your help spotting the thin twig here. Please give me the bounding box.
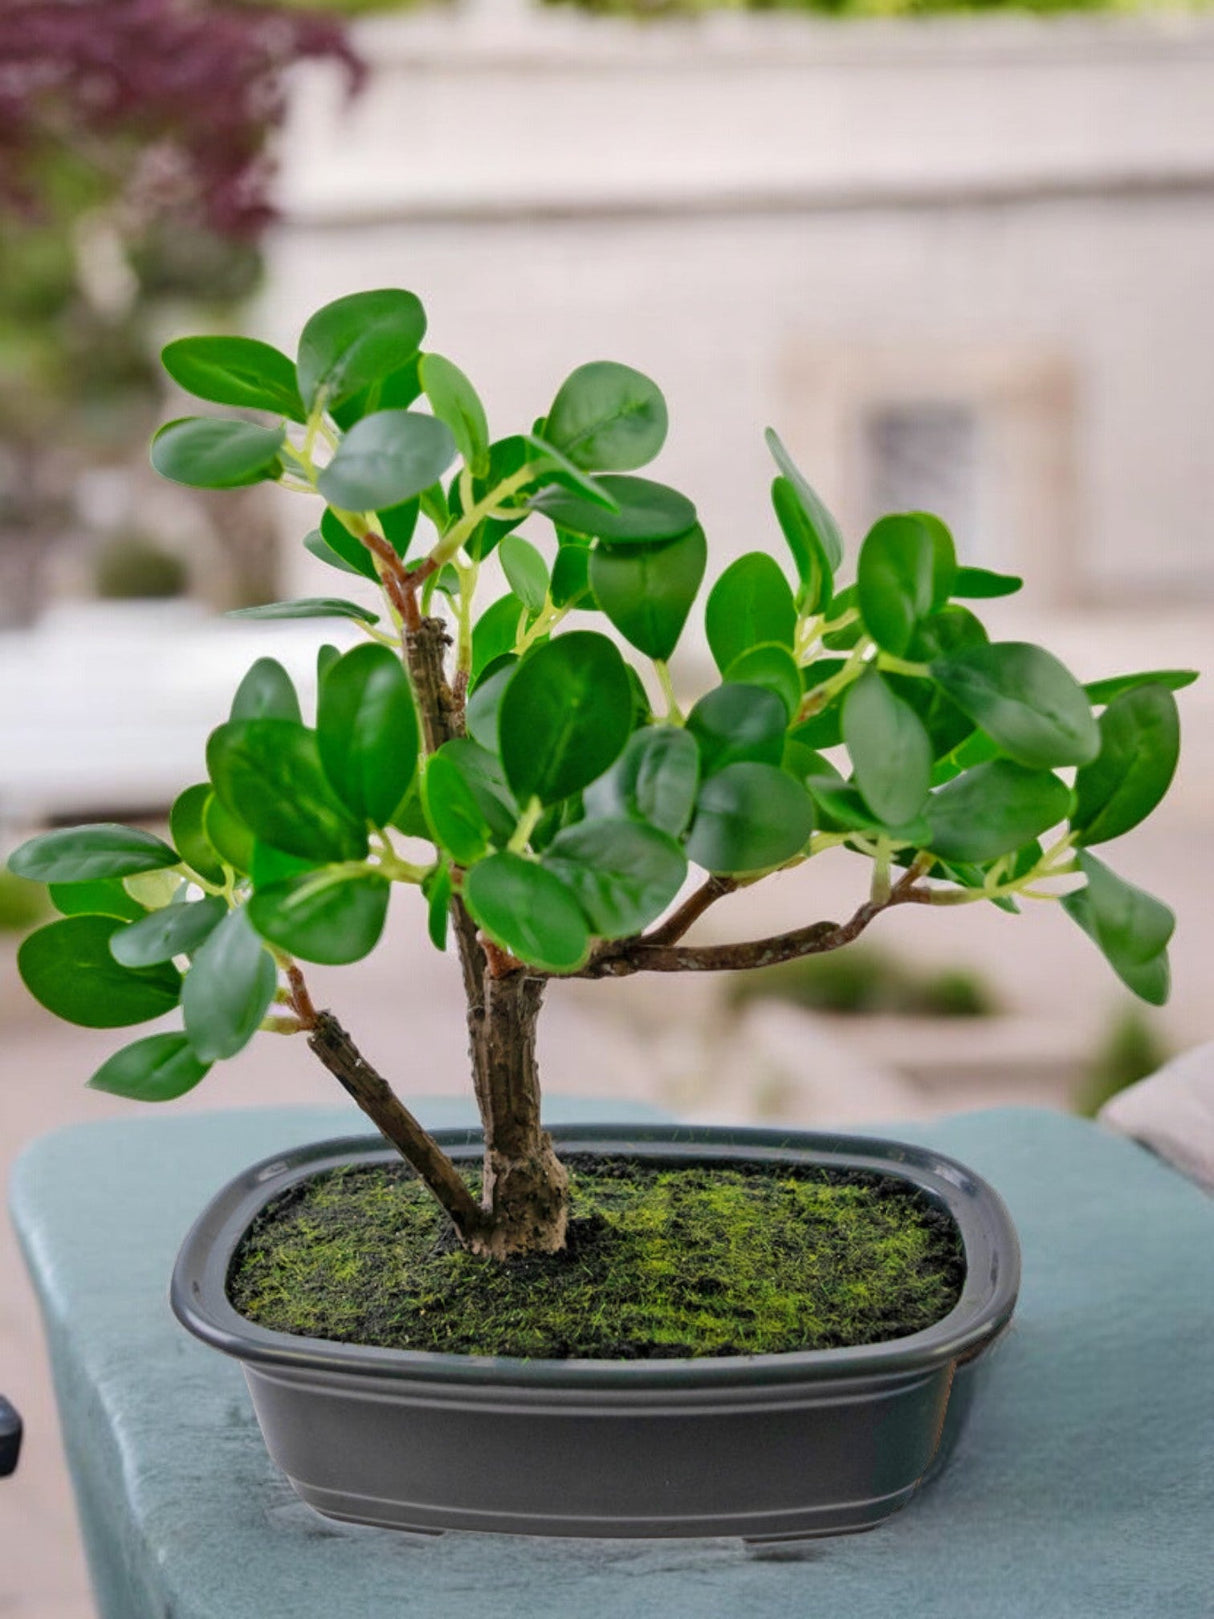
[643,874,739,949]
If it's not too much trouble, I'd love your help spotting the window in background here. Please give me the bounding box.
[861,400,998,568]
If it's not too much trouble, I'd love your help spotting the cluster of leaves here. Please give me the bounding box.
[9,287,1192,1106]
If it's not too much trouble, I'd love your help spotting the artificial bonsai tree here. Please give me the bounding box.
[10,287,1192,1261]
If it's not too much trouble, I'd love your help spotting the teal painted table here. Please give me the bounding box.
[10,1104,1214,1619]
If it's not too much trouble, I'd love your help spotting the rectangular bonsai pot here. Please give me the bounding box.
[171,1124,1019,1541]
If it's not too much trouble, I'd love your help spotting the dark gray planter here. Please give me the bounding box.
[171,1124,1019,1542]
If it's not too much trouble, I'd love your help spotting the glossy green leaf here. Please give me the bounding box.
[229,658,301,724]
[856,514,935,657]
[926,760,1071,863]
[330,357,424,432]
[499,534,550,615]
[318,410,456,513]
[583,725,700,837]
[160,335,304,422]
[433,740,517,845]
[462,852,590,972]
[770,476,832,615]
[1084,669,1199,707]
[150,417,283,489]
[423,752,492,865]
[1072,685,1180,846]
[316,509,379,580]
[705,553,797,675]
[466,657,517,753]
[544,361,668,472]
[913,512,958,610]
[930,725,1001,787]
[451,435,530,559]
[317,644,419,827]
[764,429,844,571]
[248,870,390,966]
[297,289,427,411]
[1062,851,1174,1005]
[420,352,489,476]
[202,794,253,874]
[304,528,365,578]
[589,524,706,661]
[953,566,1024,600]
[249,842,315,888]
[687,683,787,778]
[182,907,276,1061]
[424,859,452,951]
[842,670,932,828]
[531,475,696,545]
[686,762,814,875]
[499,633,632,806]
[18,916,181,1028]
[226,597,379,625]
[932,642,1099,769]
[807,777,929,843]
[48,879,146,923]
[110,895,226,968]
[207,719,367,863]
[723,642,802,722]
[523,435,621,511]
[543,818,686,938]
[9,824,178,884]
[87,1032,211,1102]
[550,542,595,610]
[472,594,527,679]
[378,497,420,556]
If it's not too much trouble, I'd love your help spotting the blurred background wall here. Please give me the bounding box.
[1,3,1211,1605]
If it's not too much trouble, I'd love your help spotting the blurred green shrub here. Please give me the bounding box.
[93,536,190,601]
[1077,1006,1170,1117]
[725,944,998,1019]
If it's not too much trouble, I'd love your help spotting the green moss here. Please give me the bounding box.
[229,1158,965,1359]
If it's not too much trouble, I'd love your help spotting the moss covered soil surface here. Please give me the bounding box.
[228,1157,965,1359]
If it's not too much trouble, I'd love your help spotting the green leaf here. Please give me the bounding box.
[472,594,527,679]
[543,818,686,938]
[926,760,1071,863]
[523,435,621,511]
[207,719,368,863]
[685,762,814,875]
[930,726,1001,787]
[331,357,423,432]
[379,497,420,557]
[230,657,302,724]
[316,509,379,579]
[856,514,935,657]
[705,553,797,675]
[550,542,595,611]
[932,642,1099,769]
[723,642,802,722]
[150,417,283,489]
[1084,669,1199,707]
[317,644,419,827]
[764,429,844,571]
[687,683,787,778]
[203,794,253,874]
[770,477,832,615]
[420,352,489,476]
[807,777,928,843]
[226,597,379,625]
[913,512,958,610]
[297,289,427,411]
[304,528,367,578]
[498,534,550,615]
[843,670,932,827]
[1072,685,1180,846]
[589,524,706,661]
[317,644,341,686]
[544,361,668,472]
[318,410,456,513]
[465,657,517,753]
[18,916,181,1028]
[433,740,517,845]
[250,843,315,888]
[110,895,226,968]
[87,1032,211,1102]
[48,879,146,923]
[9,824,178,884]
[499,633,633,806]
[531,474,696,545]
[182,907,277,1061]
[1063,851,1174,1005]
[424,860,452,951]
[423,752,492,865]
[248,870,390,966]
[160,335,305,422]
[583,726,700,837]
[462,852,590,973]
[953,566,1023,600]
[451,435,529,559]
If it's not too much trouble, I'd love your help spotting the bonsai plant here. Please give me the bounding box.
[7,287,1192,1537]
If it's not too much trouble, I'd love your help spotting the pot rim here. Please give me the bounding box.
[171,1123,1020,1391]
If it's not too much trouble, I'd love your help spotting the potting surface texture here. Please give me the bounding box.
[11,1102,1214,1619]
